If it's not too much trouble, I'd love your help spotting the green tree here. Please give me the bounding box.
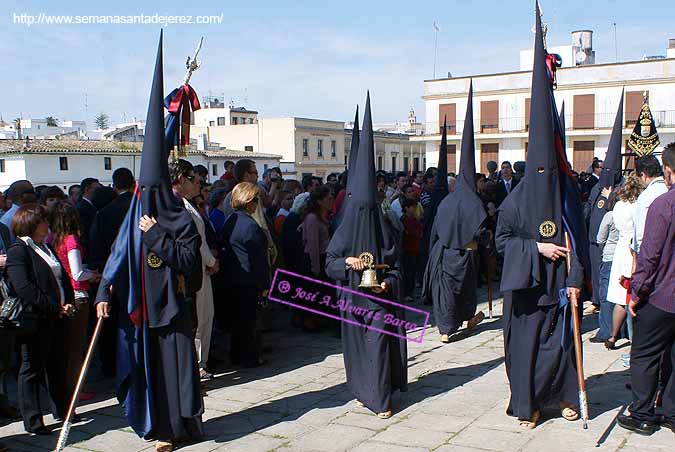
[45,116,58,126]
[94,112,110,130]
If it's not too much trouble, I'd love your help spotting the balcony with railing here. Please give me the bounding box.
[425,110,675,136]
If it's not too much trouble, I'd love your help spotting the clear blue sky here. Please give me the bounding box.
[1,0,673,126]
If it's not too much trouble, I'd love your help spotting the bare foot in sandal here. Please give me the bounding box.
[155,441,173,452]
[377,410,393,419]
[560,402,580,421]
[519,410,541,429]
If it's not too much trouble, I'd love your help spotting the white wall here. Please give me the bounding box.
[0,157,27,190]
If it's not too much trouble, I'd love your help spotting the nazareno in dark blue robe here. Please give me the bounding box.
[422,81,486,336]
[495,5,586,421]
[325,93,407,414]
[96,32,203,442]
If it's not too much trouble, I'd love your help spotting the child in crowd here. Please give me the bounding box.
[401,197,422,302]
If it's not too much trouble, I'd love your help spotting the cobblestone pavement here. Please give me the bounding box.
[1,289,673,451]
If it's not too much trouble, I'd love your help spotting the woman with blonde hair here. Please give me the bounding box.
[221,182,270,367]
[605,174,645,349]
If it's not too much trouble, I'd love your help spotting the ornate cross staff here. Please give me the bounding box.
[183,37,203,85]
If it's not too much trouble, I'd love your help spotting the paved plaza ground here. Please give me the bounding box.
[1,289,673,451]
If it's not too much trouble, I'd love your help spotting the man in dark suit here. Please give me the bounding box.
[76,177,101,261]
[580,158,602,200]
[495,161,519,207]
[90,169,135,269]
[89,168,135,378]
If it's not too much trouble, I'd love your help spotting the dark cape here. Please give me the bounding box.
[422,82,487,334]
[325,93,407,413]
[495,4,585,420]
[420,118,450,274]
[96,32,203,441]
[587,94,624,303]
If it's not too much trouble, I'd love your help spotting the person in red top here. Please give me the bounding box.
[49,201,101,408]
[401,197,422,302]
[219,160,235,181]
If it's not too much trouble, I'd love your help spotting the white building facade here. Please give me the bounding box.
[0,139,281,191]
[17,118,87,139]
[191,116,347,180]
[419,49,675,174]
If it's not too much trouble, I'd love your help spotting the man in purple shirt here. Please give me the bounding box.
[618,142,675,436]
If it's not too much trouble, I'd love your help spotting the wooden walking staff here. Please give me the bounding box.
[54,317,105,451]
[564,232,589,429]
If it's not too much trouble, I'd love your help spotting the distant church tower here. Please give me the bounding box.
[408,107,417,126]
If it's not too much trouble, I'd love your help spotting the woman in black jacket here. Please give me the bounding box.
[5,205,74,435]
[220,182,270,367]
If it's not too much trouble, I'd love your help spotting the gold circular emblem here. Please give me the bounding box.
[147,252,163,269]
[597,199,605,209]
[539,220,557,239]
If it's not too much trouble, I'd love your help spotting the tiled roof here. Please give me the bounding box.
[0,139,281,160]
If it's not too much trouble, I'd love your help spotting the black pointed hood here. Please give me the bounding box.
[434,118,449,195]
[499,2,590,295]
[346,105,360,192]
[423,118,450,235]
[458,82,478,191]
[499,1,562,242]
[327,92,397,303]
[348,92,377,205]
[588,91,624,241]
[435,80,487,248]
[138,31,193,233]
[600,91,624,188]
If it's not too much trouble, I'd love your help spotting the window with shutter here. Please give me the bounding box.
[573,141,595,171]
[625,91,646,128]
[480,143,499,174]
[573,95,595,129]
[480,101,499,133]
[447,144,457,174]
[438,104,456,134]
[525,98,531,131]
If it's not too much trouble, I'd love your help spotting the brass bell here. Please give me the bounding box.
[357,252,381,289]
[359,268,381,289]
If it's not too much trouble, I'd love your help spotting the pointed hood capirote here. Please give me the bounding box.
[433,117,450,199]
[421,117,450,252]
[138,31,192,235]
[347,106,360,192]
[435,80,487,248]
[600,91,624,189]
[327,92,397,306]
[588,91,624,240]
[138,31,200,327]
[499,2,562,243]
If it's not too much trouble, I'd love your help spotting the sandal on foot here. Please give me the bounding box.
[519,411,541,429]
[155,441,173,452]
[467,311,485,329]
[440,334,450,343]
[355,400,365,408]
[604,337,616,350]
[560,403,580,421]
[377,410,393,419]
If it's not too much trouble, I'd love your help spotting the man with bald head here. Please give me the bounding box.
[0,180,36,242]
